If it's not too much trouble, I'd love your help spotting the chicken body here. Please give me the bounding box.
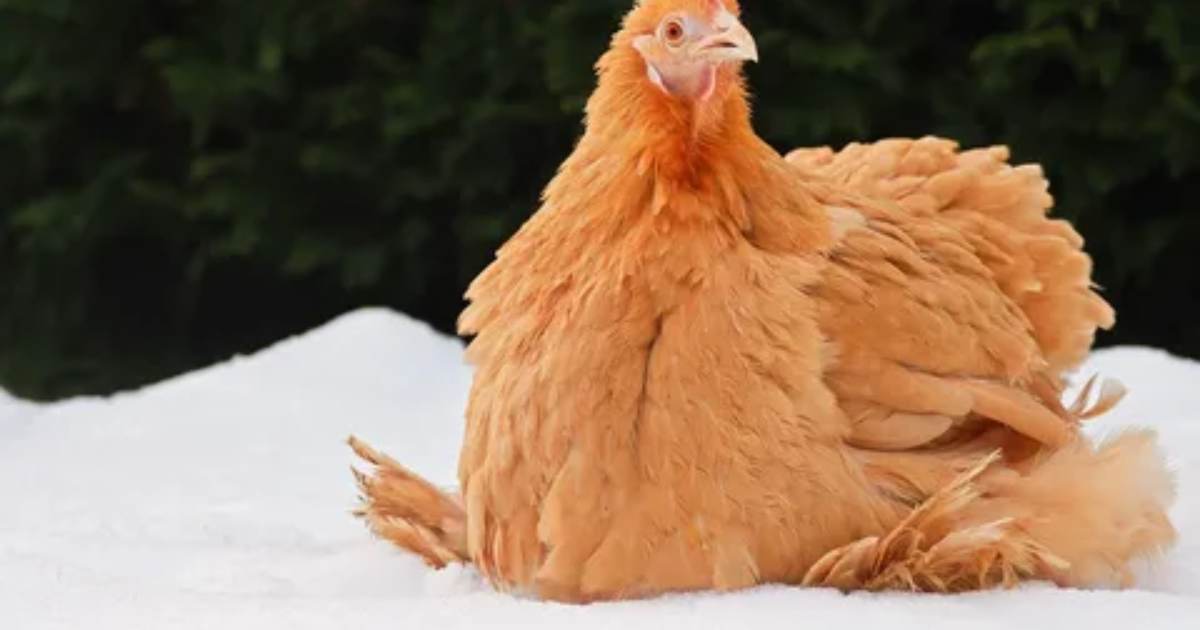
[351,0,1175,602]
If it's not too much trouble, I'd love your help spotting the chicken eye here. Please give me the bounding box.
[661,19,686,46]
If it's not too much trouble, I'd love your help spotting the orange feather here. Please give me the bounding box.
[350,0,1175,602]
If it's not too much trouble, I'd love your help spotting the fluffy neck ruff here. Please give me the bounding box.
[585,35,759,188]
[534,23,831,265]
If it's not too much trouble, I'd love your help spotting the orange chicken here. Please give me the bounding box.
[350,0,1175,602]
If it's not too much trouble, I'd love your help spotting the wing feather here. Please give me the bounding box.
[789,137,1113,373]
[782,137,1116,453]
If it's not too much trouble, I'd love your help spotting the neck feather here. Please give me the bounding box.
[583,45,759,185]
[537,42,830,256]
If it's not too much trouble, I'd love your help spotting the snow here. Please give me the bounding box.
[1,308,1197,628]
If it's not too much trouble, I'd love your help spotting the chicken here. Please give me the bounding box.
[350,0,1176,602]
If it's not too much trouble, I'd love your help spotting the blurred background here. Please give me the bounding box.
[0,0,1197,400]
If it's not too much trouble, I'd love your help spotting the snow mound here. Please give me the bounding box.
[1,309,1196,629]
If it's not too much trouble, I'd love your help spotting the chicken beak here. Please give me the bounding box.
[695,16,758,64]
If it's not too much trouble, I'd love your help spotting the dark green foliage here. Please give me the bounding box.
[1,0,1197,399]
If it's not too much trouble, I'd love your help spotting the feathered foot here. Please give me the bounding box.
[349,436,469,568]
[807,431,1176,592]
[803,452,1069,592]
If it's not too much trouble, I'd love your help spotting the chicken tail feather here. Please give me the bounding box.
[980,429,1176,587]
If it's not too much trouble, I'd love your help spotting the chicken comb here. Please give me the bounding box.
[714,0,741,14]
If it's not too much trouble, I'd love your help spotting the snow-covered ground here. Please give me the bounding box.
[1,309,1196,628]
